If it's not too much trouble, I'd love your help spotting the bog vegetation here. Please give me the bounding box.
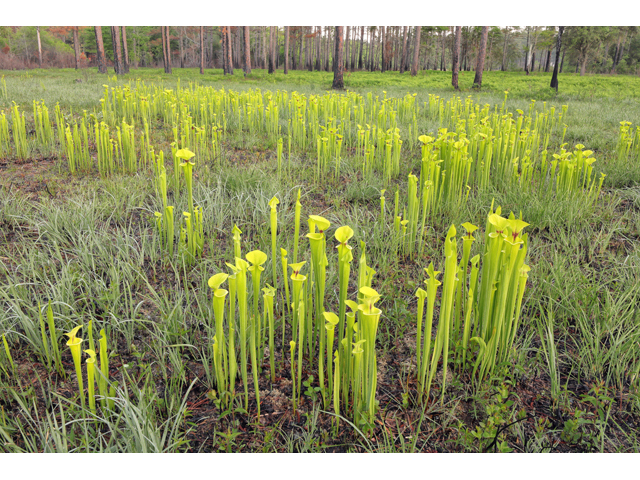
[0,67,639,452]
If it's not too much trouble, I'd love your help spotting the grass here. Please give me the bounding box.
[1,67,640,452]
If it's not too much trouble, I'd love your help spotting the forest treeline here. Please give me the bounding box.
[1,26,639,77]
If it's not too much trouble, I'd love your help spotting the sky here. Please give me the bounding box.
[3,0,636,27]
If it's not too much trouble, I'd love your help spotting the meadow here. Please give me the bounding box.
[0,67,639,452]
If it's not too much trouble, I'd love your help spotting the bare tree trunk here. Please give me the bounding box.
[452,26,461,89]
[524,27,530,74]
[411,26,421,76]
[200,27,205,74]
[121,27,130,73]
[226,26,234,74]
[243,26,251,75]
[544,47,551,72]
[36,26,43,67]
[95,26,107,73]
[332,26,344,89]
[399,26,408,73]
[550,27,563,91]
[325,26,331,71]
[345,26,350,71]
[73,27,81,69]
[441,30,446,71]
[221,27,227,73]
[163,26,172,73]
[473,26,488,87]
[501,30,509,71]
[283,26,289,74]
[133,27,138,68]
[306,27,312,71]
[111,26,122,74]
[298,28,304,69]
[380,26,386,73]
[359,26,364,69]
[314,26,321,71]
[262,26,266,69]
[268,26,275,73]
[179,27,184,68]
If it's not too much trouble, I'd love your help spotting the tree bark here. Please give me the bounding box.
[315,26,321,71]
[332,26,344,89]
[325,26,331,71]
[162,26,172,74]
[268,26,275,74]
[550,27,563,91]
[36,26,43,67]
[111,26,122,74]
[179,27,184,68]
[358,26,364,70]
[452,26,461,90]
[221,27,227,73]
[227,27,234,74]
[399,26,408,73]
[200,26,205,74]
[283,26,289,74]
[441,30,446,71]
[544,48,551,72]
[73,27,81,70]
[243,26,251,75]
[473,26,488,88]
[380,26,386,73]
[580,53,587,76]
[411,26,421,76]
[121,27,130,73]
[345,26,350,71]
[306,27,312,71]
[95,26,107,73]
[501,29,508,71]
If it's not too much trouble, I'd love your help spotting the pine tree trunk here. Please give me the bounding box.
[121,27,130,73]
[221,27,227,73]
[345,26,350,71]
[244,26,251,75]
[133,27,138,68]
[399,26,408,73]
[550,27,563,91]
[283,26,289,74]
[268,26,275,74]
[501,31,508,71]
[411,26,421,76]
[306,27,312,71]
[358,26,364,69]
[95,26,107,73]
[73,27,81,69]
[298,28,304,70]
[380,26,386,73]
[524,28,530,74]
[179,28,184,68]
[452,26,461,89]
[441,30,446,71]
[164,27,172,73]
[36,26,43,67]
[262,27,267,69]
[200,27,205,74]
[226,26,234,74]
[325,26,331,72]
[473,26,488,88]
[111,26,122,74]
[332,26,344,89]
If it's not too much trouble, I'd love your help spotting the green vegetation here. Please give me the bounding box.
[0,68,640,452]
